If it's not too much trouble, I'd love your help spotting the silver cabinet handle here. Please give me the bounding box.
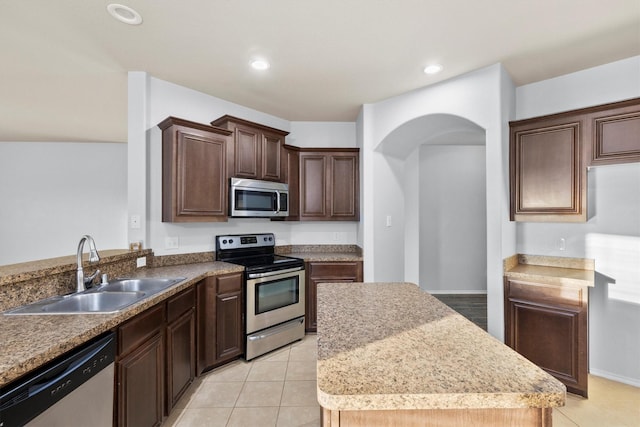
[221,295,238,302]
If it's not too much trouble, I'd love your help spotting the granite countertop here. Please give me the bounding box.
[277,244,363,262]
[504,254,595,287]
[316,282,566,411]
[287,252,363,262]
[0,262,243,387]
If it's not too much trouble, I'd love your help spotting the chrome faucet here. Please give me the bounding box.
[76,235,101,292]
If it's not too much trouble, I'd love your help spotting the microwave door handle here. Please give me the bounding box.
[275,191,281,213]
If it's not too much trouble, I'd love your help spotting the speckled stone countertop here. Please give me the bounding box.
[277,244,363,262]
[0,262,243,387]
[288,252,363,262]
[316,282,566,411]
[504,254,595,287]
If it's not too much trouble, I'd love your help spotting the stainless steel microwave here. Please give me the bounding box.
[229,177,289,218]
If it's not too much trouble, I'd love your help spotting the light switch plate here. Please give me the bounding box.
[130,215,141,229]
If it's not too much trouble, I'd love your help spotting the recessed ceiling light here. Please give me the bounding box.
[423,64,443,75]
[250,59,270,71]
[107,4,143,25]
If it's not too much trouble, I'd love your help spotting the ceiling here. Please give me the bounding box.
[1,0,638,143]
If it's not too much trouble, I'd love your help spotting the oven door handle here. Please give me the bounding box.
[247,266,303,279]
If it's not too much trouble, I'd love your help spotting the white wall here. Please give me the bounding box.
[129,75,359,256]
[360,64,517,339]
[514,56,640,386]
[419,145,487,293]
[289,122,356,148]
[0,142,127,265]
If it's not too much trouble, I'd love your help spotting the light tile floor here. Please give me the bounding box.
[163,334,640,427]
[163,334,320,427]
[554,375,640,427]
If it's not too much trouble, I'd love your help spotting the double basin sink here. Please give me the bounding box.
[4,277,185,315]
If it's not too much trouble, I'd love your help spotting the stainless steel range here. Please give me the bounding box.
[215,233,305,360]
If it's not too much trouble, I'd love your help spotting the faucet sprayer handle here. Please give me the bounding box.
[84,269,101,287]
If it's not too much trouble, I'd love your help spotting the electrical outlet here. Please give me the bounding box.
[130,215,141,229]
[386,215,392,227]
[165,236,179,249]
[557,238,566,251]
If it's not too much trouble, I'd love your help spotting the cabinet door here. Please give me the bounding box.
[234,125,261,179]
[210,115,289,182]
[159,117,231,223]
[299,153,328,219]
[166,308,195,412]
[196,273,244,374]
[306,261,363,332]
[117,333,164,427]
[299,149,360,221]
[282,145,300,219]
[330,153,359,220]
[196,277,217,374]
[504,279,588,397]
[510,119,586,222]
[216,290,243,360]
[588,100,640,165]
[261,130,283,181]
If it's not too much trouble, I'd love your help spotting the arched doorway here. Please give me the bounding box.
[376,114,487,294]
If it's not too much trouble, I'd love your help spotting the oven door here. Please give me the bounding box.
[246,268,305,334]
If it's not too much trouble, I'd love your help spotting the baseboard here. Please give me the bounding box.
[590,369,640,388]
[427,290,488,295]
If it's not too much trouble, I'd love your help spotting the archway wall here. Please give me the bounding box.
[357,63,517,339]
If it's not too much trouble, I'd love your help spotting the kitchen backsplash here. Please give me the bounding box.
[0,250,152,312]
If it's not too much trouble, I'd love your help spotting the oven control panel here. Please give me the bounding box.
[216,233,275,250]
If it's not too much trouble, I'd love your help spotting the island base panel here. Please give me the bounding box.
[321,407,552,427]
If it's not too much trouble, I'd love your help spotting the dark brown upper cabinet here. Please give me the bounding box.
[586,98,640,166]
[509,97,640,222]
[299,148,360,221]
[211,115,289,182]
[281,145,300,220]
[158,117,232,222]
[510,115,586,222]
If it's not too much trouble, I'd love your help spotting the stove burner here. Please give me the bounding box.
[215,233,304,274]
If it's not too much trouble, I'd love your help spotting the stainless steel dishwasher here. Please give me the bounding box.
[0,331,115,427]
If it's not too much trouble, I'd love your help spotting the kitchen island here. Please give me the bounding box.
[317,282,566,427]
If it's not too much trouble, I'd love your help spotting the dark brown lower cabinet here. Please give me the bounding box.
[197,273,244,374]
[165,287,196,413]
[504,278,588,397]
[306,261,363,332]
[116,304,166,427]
[116,286,197,426]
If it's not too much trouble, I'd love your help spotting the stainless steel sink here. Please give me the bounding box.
[4,291,146,315]
[3,277,185,315]
[42,292,145,313]
[95,277,184,294]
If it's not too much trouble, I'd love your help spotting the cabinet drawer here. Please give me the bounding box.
[167,286,195,323]
[309,262,361,279]
[506,279,585,308]
[119,304,166,356]
[217,273,242,294]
